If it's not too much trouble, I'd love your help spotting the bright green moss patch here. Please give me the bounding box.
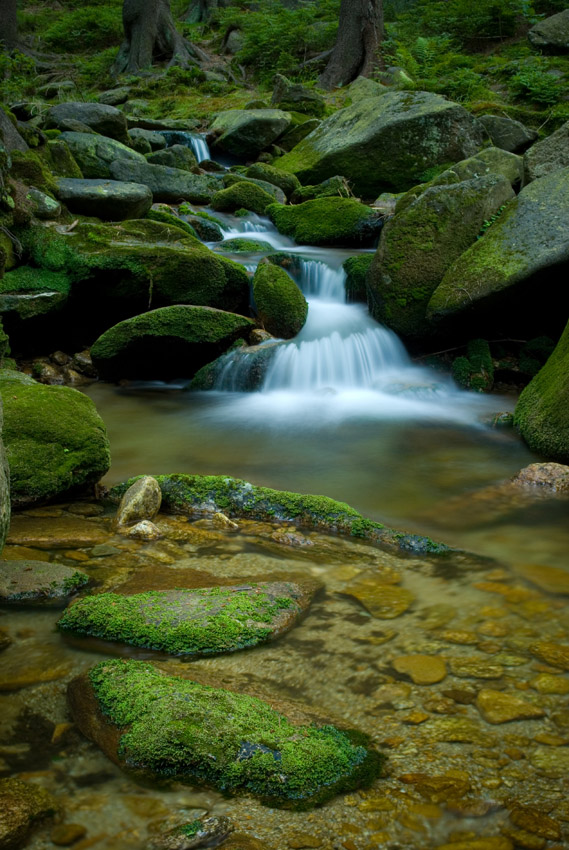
[267,198,382,247]
[146,209,198,239]
[216,238,274,254]
[211,182,276,215]
[58,583,306,655]
[452,339,494,392]
[108,473,451,556]
[252,259,308,339]
[81,659,384,807]
[0,266,71,295]
[343,255,373,303]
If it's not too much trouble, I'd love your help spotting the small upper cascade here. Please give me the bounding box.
[159,131,211,162]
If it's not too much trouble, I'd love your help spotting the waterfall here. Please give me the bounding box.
[159,131,211,163]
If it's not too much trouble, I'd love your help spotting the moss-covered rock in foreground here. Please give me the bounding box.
[68,659,383,807]
[109,473,450,556]
[91,305,254,381]
[58,581,317,655]
[267,198,382,247]
[514,319,569,463]
[252,259,308,339]
[1,376,110,508]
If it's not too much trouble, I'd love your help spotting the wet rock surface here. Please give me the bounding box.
[0,560,88,605]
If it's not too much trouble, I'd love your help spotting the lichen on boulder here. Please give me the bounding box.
[68,658,384,807]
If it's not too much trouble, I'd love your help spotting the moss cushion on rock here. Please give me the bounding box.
[58,581,317,655]
[245,163,301,198]
[514,320,569,463]
[68,658,383,807]
[268,197,382,247]
[252,259,308,338]
[0,378,110,508]
[90,305,254,381]
[109,473,455,556]
[211,182,276,216]
[275,91,485,197]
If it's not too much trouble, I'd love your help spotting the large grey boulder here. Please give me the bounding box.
[426,168,569,338]
[271,74,325,117]
[479,115,537,154]
[55,178,153,220]
[431,146,525,191]
[146,144,197,171]
[46,102,129,143]
[0,109,28,153]
[60,131,146,179]
[276,91,485,197]
[528,9,569,52]
[109,160,219,204]
[209,109,292,158]
[90,305,254,380]
[129,127,167,151]
[368,174,515,340]
[524,121,569,182]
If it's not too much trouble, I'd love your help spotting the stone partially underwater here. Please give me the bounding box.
[58,581,318,655]
[68,659,384,808]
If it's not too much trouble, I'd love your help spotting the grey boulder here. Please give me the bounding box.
[46,102,129,143]
[55,178,153,220]
[60,131,146,179]
[109,160,219,204]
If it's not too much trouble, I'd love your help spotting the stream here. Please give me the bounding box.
[2,145,569,850]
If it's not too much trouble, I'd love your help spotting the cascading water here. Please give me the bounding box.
[159,130,210,163]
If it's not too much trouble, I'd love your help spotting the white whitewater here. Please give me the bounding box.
[159,131,210,163]
[201,215,500,427]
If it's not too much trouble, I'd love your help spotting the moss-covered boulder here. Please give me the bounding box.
[146,208,198,238]
[211,182,276,215]
[524,121,569,182]
[23,220,250,341]
[223,173,286,204]
[0,265,71,354]
[431,146,525,191]
[45,138,83,179]
[109,160,219,205]
[214,238,274,254]
[55,177,153,220]
[514,320,569,462]
[291,175,351,204]
[0,560,88,605]
[479,115,537,155]
[0,396,9,555]
[59,131,145,179]
[46,102,129,143]
[209,109,292,158]
[367,175,515,340]
[0,376,110,508]
[271,75,326,117]
[252,259,308,339]
[528,8,569,52]
[68,659,383,807]
[279,118,321,153]
[147,144,198,171]
[8,149,59,196]
[58,580,317,655]
[343,255,373,303]
[245,163,301,198]
[268,197,382,247]
[426,167,569,339]
[109,473,454,556]
[90,305,254,380]
[276,91,485,197]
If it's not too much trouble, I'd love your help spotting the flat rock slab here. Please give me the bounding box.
[7,515,108,549]
[0,560,89,605]
[475,688,545,724]
[58,581,319,655]
[56,178,152,221]
[68,658,383,807]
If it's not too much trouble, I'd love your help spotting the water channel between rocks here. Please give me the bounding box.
[2,191,569,850]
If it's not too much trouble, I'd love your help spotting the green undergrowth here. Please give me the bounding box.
[58,585,300,655]
[85,658,384,807]
[108,473,451,555]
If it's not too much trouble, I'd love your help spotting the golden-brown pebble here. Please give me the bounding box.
[357,796,396,813]
[212,512,239,531]
[534,732,568,745]
[515,600,554,621]
[446,800,500,818]
[373,683,411,706]
[433,838,513,850]
[50,824,87,846]
[442,686,477,704]
[529,673,569,694]
[51,724,74,745]
[343,579,414,619]
[514,563,569,595]
[401,710,430,724]
[477,621,510,637]
[220,835,268,850]
[482,569,512,582]
[427,717,491,744]
[481,778,502,789]
[530,746,569,777]
[340,840,357,850]
[397,812,427,832]
[398,772,471,803]
[365,816,388,830]
[501,826,546,850]
[438,629,479,645]
[475,689,546,724]
[510,806,562,840]
[363,833,390,848]
[63,551,91,562]
[407,802,443,819]
[530,641,569,670]
[288,832,323,848]
[449,658,505,679]
[474,582,537,602]
[419,604,457,630]
[392,654,447,684]
[479,605,509,619]
[503,747,525,760]
[422,696,458,714]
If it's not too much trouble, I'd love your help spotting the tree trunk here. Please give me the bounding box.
[184,0,226,24]
[0,0,18,51]
[112,0,207,76]
[319,0,384,90]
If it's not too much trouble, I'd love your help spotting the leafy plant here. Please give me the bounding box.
[510,68,562,104]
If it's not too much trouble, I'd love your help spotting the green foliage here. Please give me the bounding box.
[395,0,533,46]
[215,0,339,82]
[0,51,37,103]
[510,67,562,104]
[44,5,122,51]
[452,339,494,392]
[477,204,508,238]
